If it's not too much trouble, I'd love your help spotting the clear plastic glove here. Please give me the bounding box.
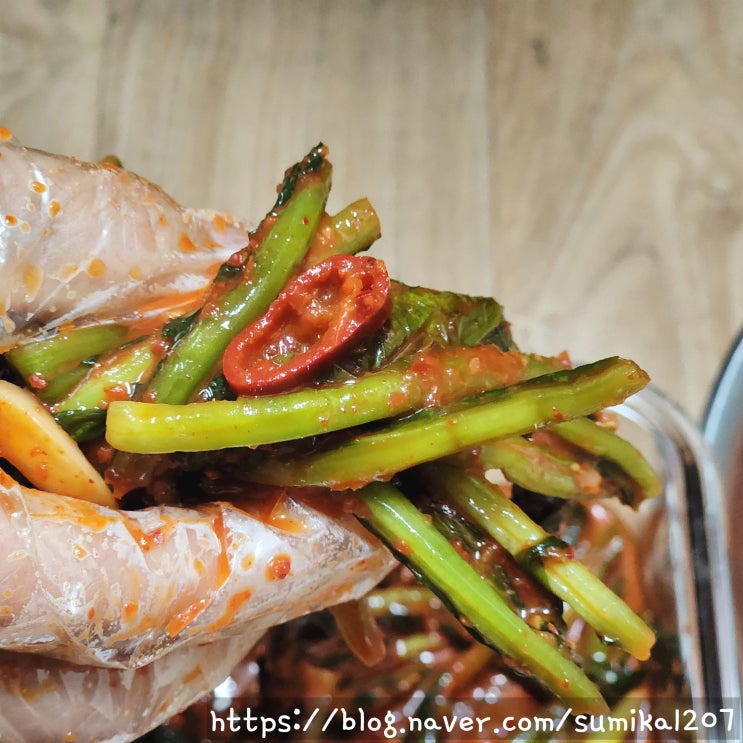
[0,477,391,742]
[0,132,250,345]
[0,134,393,742]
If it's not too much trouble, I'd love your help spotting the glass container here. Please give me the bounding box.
[617,385,740,740]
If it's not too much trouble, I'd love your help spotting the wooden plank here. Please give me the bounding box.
[1,0,741,414]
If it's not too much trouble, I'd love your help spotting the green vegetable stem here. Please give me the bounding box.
[105,347,559,453]
[303,198,381,265]
[146,144,332,406]
[354,481,608,714]
[6,323,128,402]
[551,417,663,504]
[246,357,650,489]
[422,461,656,660]
[474,435,606,499]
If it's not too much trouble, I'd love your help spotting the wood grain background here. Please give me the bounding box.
[2,0,742,420]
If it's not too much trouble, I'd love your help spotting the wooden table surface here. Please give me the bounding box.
[2,0,742,420]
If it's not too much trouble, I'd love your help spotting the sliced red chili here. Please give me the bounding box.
[223,254,391,395]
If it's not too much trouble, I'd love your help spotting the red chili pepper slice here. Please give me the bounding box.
[223,254,391,395]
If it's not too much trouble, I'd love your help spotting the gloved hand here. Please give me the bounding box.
[0,474,389,741]
[0,134,392,742]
